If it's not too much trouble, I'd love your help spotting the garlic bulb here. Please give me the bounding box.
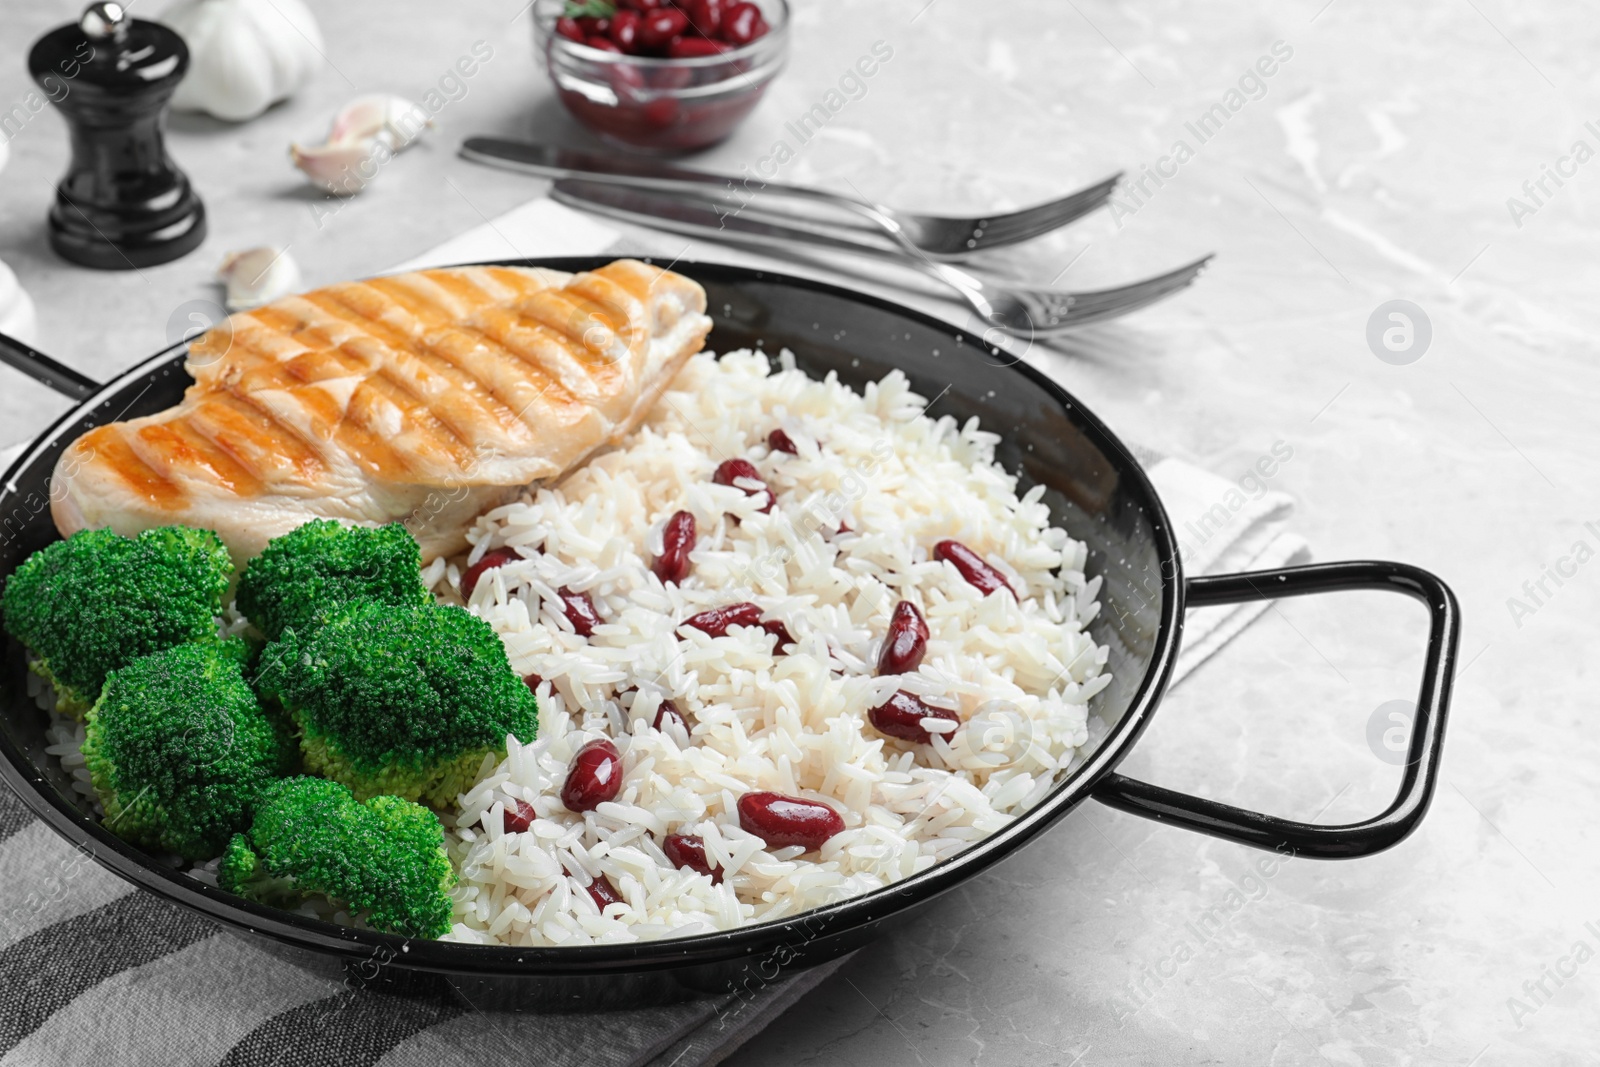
[291,95,431,196]
[159,0,324,122]
[218,247,301,310]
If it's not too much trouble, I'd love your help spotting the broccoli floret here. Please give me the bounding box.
[256,601,537,807]
[2,526,232,714]
[219,776,455,939]
[82,639,295,860]
[236,520,429,642]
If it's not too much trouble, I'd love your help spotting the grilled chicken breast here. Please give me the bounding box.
[51,260,712,561]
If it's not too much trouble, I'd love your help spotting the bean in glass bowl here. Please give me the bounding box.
[533,0,789,154]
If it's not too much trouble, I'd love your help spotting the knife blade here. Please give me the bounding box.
[546,178,912,264]
[460,137,884,236]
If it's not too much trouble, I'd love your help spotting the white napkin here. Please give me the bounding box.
[386,198,622,273]
[1146,457,1311,682]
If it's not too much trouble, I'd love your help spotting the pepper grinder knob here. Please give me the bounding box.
[80,3,130,42]
[29,2,206,270]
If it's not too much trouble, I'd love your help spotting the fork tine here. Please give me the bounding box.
[1065,255,1213,311]
[956,172,1124,247]
[1023,255,1213,333]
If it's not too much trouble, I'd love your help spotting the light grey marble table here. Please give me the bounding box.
[1,0,1595,1064]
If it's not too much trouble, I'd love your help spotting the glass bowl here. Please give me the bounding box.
[533,0,789,154]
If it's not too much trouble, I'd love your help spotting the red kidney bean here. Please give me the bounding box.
[567,865,623,910]
[646,63,694,91]
[557,587,601,637]
[638,8,688,49]
[663,832,723,883]
[682,0,726,36]
[587,872,623,909]
[681,603,791,652]
[608,59,648,103]
[933,539,1014,597]
[584,34,623,52]
[713,458,774,513]
[767,428,797,454]
[876,600,929,676]
[608,9,642,51]
[680,601,763,638]
[522,671,543,693]
[760,618,794,654]
[868,690,960,745]
[461,546,523,600]
[653,698,688,732]
[667,37,727,58]
[653,509,696,584]
[500,798,537,834]
[561,739,623,813]
[641,96,679,127]
[555,16,585,42]
[738,792,845,851]
[720,1,768,45]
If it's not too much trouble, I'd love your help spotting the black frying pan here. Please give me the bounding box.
[0,258,1459,1008]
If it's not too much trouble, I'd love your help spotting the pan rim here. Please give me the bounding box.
[0,255,1184,975]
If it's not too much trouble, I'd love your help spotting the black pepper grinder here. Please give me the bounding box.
[29,1,206,269]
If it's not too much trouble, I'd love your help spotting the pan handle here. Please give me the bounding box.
[1090,560,1460,859]
[0,329,102,401]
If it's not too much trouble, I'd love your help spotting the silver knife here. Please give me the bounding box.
[459,136,1120,261]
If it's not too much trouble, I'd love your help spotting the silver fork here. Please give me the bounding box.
[461,137,1123,261]
[550,179,1213,334]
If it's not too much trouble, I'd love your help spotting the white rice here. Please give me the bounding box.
[439,349,1111,947]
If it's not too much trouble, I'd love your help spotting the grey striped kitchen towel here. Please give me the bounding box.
[0,785,845,1067]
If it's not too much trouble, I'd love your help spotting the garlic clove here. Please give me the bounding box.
[327,93,433,153]
[290,139,388,196]
[218,246,302,310]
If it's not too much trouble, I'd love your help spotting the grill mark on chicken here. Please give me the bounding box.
[354,275,551,441]
[77,426,187,510]
[284,293,483,465]
[179,391,327,484]
[213,328,421,479]
[130,421,264,497]
[515,288,637,382]
[584,262,656,304]
[379,274,601,427]
[422,271,628,401]
[313,285,536,451]
[240,298,487,477]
